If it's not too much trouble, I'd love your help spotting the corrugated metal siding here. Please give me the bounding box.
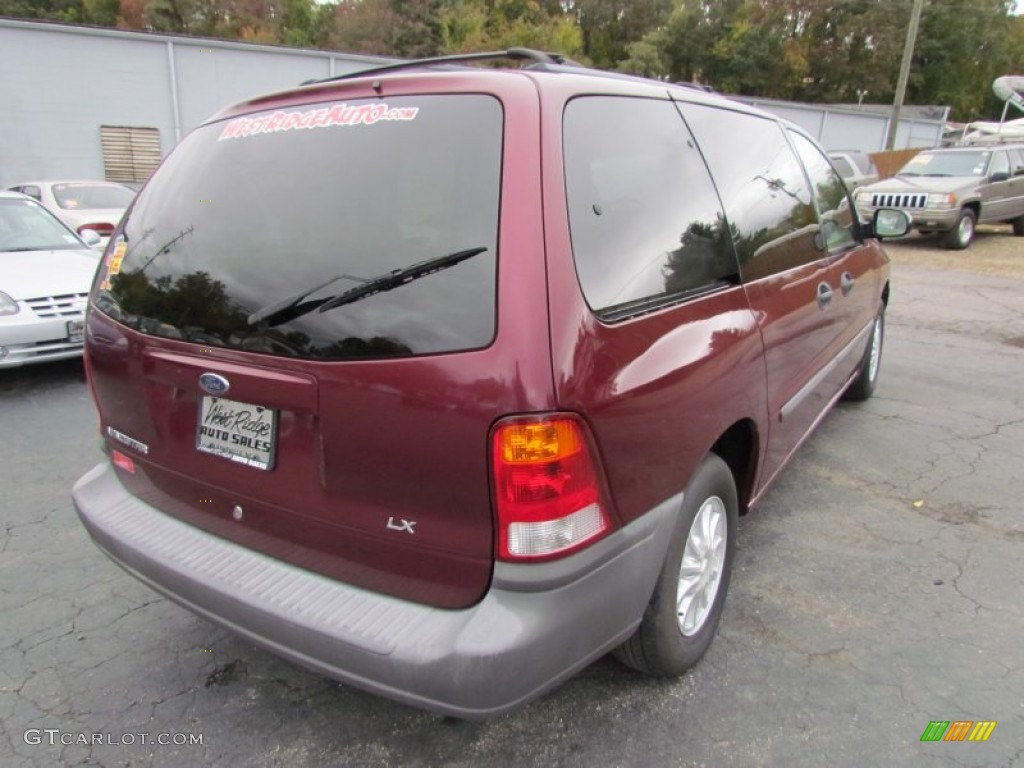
[100,126,161,183]
[0,20,398,185]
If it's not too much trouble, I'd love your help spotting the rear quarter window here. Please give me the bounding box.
[990,151,1010,177]
[563,96,738,320]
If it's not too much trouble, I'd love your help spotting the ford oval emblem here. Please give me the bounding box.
[199,373,231,396]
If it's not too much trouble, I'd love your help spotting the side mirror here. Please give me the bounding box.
[868,209,911,240]
[990,171,1010,183]
[79,229,103,248]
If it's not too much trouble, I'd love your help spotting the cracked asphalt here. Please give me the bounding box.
[2,250,1022,767]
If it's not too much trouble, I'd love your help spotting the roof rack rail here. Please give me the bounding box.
[673,81,715,92]
[305,48,579,86]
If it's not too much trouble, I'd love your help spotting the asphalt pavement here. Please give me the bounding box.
[2,255,1022,768]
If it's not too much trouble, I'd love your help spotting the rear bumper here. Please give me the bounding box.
[73,461,680,718]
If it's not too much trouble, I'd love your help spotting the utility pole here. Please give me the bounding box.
[886,0,925,150]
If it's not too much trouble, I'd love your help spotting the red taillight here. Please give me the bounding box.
[77,223,115,237]
[112,449,136,474]
[492,415,614,561]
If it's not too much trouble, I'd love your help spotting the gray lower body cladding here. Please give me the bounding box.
[72,461,680,718]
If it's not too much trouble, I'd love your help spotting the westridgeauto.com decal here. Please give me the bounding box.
[218,103,419,140]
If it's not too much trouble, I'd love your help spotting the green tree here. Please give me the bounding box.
[617,37,666,78]
[279,0,321,47]
[616,0,1022,120]
[325,0,400,55]
[439,0,581,56]
[0,0,84,21]
[142,0,217,35]
[572,0,673,69]
[82,0,121,25]
[910,0,1018,120]
[390,0,447,57]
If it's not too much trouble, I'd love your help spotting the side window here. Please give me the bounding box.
[678,104,819,281]
[563,96,738,319]
[1010,149,1024,175]
[990,151,1010,178]
[830,156,855,179]
[789,131,858,253]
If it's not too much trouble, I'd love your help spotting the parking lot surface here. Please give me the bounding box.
[2,245,1022,767]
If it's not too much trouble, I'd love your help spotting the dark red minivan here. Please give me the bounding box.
[73,50,907,717]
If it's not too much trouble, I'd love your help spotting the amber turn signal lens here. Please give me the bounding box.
[498,420,582,464]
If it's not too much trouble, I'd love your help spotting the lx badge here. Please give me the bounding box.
[386,517,416,534]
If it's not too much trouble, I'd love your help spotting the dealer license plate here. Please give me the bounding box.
[196,396,277,470]
[66,319,85,343]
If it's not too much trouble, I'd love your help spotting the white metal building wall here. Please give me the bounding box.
[734,96,949,152]
[0,19,949,186]
[0,19,396,186]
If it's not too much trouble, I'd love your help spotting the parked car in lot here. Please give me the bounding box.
[828,150,880,191]
[0,191,102,368]
[72,50,908,718]
[853,144,1024,249]
[6,180,135,249]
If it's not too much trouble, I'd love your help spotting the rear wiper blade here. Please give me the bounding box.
[248,273,350,326]
[317,246,487,316]
[248,246,487,327]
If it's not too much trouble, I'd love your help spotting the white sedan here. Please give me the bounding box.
[6,180,134,249]
[0,191,102,368]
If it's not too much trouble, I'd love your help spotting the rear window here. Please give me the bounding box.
[53,183,135,210]
[93,95,503,360]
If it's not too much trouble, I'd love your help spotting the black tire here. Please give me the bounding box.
[942,208,975,250]
[1012,215,1024,237]
[614,454,738,676]
[844,308,884,402]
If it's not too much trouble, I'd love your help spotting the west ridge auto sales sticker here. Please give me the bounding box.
[196,396,277,470]
[218,102,419,141]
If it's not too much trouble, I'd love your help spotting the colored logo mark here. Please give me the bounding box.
[920,720,996,742]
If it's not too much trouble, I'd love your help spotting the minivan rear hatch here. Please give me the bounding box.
[85,83,549,609]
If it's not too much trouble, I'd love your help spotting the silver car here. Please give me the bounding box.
[828,150,880,192]
[6,180,134,249]
[0,192,101,368]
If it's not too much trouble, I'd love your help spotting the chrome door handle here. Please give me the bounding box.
[817,282,833,309]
